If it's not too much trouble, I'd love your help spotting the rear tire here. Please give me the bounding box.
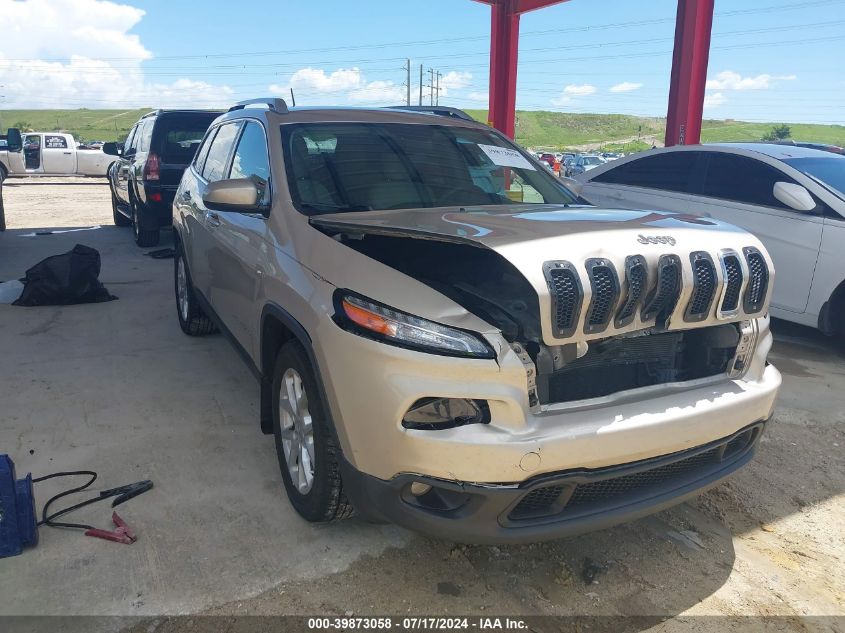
[111,187,131,227]
[131,192,160,247]
[174,245,217,336]
[272,340,354,523]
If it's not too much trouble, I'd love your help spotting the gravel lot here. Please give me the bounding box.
[1,178,843,632]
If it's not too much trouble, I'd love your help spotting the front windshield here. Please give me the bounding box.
[281,122,578,214]
[783,156,845,198]
[582,156,603,166]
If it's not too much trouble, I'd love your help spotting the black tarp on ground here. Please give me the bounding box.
[13,244,117,306]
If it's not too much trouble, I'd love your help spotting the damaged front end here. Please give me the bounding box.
[312,206,773,409]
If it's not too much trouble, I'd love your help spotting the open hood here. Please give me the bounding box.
[309,204,746,249]
[311,205,773,346]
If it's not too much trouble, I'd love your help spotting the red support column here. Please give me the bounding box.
[476,0,569,139]
[488,0,521,138]
[665,0,715,146]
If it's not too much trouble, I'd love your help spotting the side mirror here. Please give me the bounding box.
[773,181,815,212]
[6,128,22,153]
[560,176,583,196]
[102,142,121,156]
[203,178,261,212]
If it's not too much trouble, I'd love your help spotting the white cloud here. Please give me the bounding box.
[348,80,406,104]
[286,67,363,93]
[551,83,597,105]
[705,70,797,91]
[440,71,472,91]
[467,91,489,103]
[0,0,233,109]
[610,82,643,93]
[272,68,473,106]
[703,92,727,108]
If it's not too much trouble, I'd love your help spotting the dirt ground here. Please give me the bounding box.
[1,178,843,632]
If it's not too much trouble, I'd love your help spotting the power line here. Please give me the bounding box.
[3,0,842,65]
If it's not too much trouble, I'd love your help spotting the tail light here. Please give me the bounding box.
[143,153,160,181]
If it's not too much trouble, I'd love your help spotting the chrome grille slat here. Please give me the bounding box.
[743,247,769,314]
[719,252,743,316]
[641,254,682,324]
[615,255,648,328]
[543,261,583,338]
[584,259,620,334]
[685,251,717,322]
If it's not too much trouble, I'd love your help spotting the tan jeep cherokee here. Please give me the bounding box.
[172,98,781,543]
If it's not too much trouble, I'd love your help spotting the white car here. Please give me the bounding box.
[579,144,845,341]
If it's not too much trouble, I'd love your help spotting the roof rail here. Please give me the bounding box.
[386,105,475,122]
[228,98,289,114]
[141,110,161,119]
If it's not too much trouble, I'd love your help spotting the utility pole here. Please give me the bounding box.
[403,59,411,106]
[418,64,423,106]
[428,68,435,106]
[436,71,442,106]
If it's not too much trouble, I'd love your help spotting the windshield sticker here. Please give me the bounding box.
[478,144,536,170]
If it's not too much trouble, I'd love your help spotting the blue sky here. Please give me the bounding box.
[1,0,843,123]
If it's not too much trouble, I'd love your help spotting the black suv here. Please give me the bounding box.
[104,109,221,246]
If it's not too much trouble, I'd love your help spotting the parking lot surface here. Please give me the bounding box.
[0,179,843,629]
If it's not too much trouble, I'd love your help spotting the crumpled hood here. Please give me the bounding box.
[309,204,747,248]
[311,205,774,345]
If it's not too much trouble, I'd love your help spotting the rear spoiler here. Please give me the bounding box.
[385,106,475,122]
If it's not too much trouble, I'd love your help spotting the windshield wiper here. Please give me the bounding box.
[300,202,373,214]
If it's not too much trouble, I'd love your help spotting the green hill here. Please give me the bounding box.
[0,108,151,142]
[464,109,845,151]
[2,108,844,150]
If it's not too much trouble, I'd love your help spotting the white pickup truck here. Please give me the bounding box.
[0,129,112,182]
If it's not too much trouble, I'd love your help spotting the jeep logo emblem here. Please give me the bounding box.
[637,234,676,246]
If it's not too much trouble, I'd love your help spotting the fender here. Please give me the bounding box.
[259,302,342,447]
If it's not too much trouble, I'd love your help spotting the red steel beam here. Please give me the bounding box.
[475,0,570,138]
[665,0,715,146]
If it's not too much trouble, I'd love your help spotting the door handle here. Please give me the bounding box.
[63,152,72,155]
[206,211,221,227]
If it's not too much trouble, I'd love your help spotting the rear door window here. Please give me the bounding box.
[202,123,241,183]
[157,115,219,165]
[138,120,153,153]
[702,153,798,209]
[123,125,138,155]
[44,135,68,149]
[592,152,703,193]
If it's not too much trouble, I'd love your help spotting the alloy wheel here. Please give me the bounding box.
[278,368,316,493]
[176,256,189,322]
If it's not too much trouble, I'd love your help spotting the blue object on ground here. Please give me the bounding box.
[0,454,38,558]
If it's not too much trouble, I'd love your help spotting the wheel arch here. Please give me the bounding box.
[259,302,318,435]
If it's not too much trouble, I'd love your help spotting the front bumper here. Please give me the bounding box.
[317,311,780,483]
[342,421,766,544]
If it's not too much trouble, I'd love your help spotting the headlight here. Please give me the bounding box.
[334,291,496,359]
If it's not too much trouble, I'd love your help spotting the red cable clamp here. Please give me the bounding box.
[84,512,137,545]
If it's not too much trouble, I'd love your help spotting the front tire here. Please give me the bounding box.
[272,341,353,523]
[174,245,216,336]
